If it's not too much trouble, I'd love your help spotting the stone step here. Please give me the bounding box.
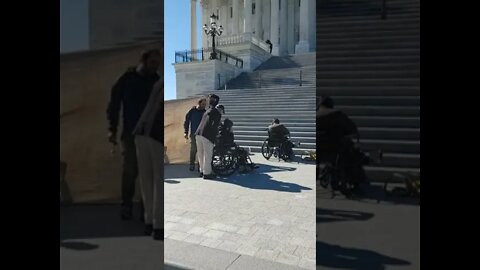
[317,12,420,24]
[318,41,419,51]
[350,116,420,128]
[338,105,420,117]
[224,114,315,119]
[358,127,420,140]
[233,124,315,131]
[235,130,316,136]
[317,78,419,87]
[367,152,420,168]
[318,8,419,18]
[318,35,419,45]
[317,70,419,79]
[317,55,419,65]
[317,63,419,71]
[235,139,316,149]
[317,86,419,96]
[235,134,316,144]
[317,48,419,58]
[225,106,314,112]
[331,96,420,106]
[360,139,419,154]
[317,29,420,39]
[245,145,315,155]
[365,166,420,182]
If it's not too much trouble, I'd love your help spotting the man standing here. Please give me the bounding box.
[106,49,161,220]
[195,94,221,180]
[184,98,207,171]
[133,79,164,240]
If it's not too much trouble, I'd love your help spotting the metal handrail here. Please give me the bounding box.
[174,48,243,69]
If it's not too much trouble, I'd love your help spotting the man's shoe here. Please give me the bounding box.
[189,164,195,171]
[121,206,133,220]
[145,224,153,236]
[199,172,203,178]
[153,229,163,241]
[203,174,216,180]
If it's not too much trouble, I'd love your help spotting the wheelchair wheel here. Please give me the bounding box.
[212,148,237,176]
[261,139,272,160]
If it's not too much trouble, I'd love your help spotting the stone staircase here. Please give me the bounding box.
[212,86,316,156]
[194,53,317,156]
[224,53,316,90]
[317,0,420,181]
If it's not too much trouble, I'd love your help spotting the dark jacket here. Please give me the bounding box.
[107,67,160,139]
[132,80,163,143]
[195,107,222,143]
[184,106,206,136]
[316,107,358,152]
[268,123,290,142]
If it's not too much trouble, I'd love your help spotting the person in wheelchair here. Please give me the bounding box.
[267,119,295,160]
[317,96,368,194]
[215,117,257,173]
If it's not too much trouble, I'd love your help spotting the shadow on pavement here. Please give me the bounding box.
[317,208,374,223]
[361,184,420,206]
[164,264,191,270]
[316,241,411,270]
[213,171,312,193]
[60,241,99,251]
[256,163,297,173]
[316,183,420,206]
[60,204,145,242]
[165,180,181,184]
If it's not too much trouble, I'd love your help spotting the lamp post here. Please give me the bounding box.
[203,13,223,60]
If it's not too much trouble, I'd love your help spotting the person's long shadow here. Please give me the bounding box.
[60,203,145,243]
[316,241,411,270]
[212,164,311,193]
[317,208,374,223]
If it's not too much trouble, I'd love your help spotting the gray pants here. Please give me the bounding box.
[134,135,164,229]
[190,134,198,165]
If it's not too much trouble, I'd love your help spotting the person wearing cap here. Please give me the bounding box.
[184,98,207,171]
[195,94,222,180]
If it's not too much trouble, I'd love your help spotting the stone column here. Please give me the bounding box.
[270,0,280,55]
[191,0,197,51]
[264,0,271,40]
[287,0,295,54]
[232,0,240,34]
[295,0,312,53]
[279,0,288,55]
[255,0,263,39]
[244,0,253,36]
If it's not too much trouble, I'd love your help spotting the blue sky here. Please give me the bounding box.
[164,0,202,100]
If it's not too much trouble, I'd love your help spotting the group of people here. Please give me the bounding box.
[184,94,228,179]
[106,49,163,240]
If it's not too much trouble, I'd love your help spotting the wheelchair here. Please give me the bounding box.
[317,134,382,199]
[261,130,297,162]
[212,143,256,176]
